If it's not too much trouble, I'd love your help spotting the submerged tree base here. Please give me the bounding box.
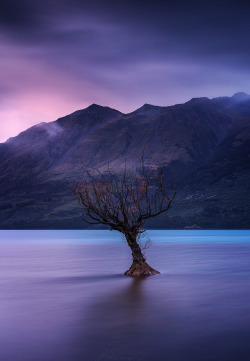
[124,260,160,277]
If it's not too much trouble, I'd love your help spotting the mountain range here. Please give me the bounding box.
[0,92,249,229]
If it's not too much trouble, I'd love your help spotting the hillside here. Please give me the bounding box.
[0,93,249,229]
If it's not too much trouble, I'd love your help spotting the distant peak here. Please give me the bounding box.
[128,103,161,116]
[141,103,154,108]
[188,97,210,104]
[84,103,121,114]
[86,103,103,110]
[232,92,250,101]
[138,103,158,111]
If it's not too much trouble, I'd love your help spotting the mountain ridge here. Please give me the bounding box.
[0,93,249,229]
[3,92,249,145]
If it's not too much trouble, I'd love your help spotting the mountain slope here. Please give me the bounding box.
[0,94,249,229]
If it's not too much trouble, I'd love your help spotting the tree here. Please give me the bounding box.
[72,160,176,277]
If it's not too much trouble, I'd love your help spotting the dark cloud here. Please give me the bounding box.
[1,0,250,142]
[1,0,250,68]
[0,0,40,29]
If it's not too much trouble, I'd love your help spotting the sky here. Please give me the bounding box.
[1,0,250,142]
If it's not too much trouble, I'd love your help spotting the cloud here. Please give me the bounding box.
[36,122,64,138]
[0,0,250,142]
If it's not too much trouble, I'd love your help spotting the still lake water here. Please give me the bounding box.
[0,230,250,361]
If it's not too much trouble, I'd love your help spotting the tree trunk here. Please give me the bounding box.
[124,234,160,277]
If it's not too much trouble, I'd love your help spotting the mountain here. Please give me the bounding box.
[0,93,249,229]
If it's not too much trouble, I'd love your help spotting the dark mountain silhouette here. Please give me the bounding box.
[0,93,249,229]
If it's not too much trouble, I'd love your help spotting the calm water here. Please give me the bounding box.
[0,230,250,361]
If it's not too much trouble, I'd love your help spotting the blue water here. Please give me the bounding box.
[0,230,250,361]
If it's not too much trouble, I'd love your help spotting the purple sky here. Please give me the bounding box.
[1,0,250,142]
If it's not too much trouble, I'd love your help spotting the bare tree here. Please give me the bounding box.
[72,160,176,277]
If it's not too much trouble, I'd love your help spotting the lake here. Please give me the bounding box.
[0,230,250,361]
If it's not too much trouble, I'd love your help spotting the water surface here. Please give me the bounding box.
[0,230,250,361]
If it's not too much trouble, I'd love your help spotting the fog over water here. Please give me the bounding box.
[0,230,250,361]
